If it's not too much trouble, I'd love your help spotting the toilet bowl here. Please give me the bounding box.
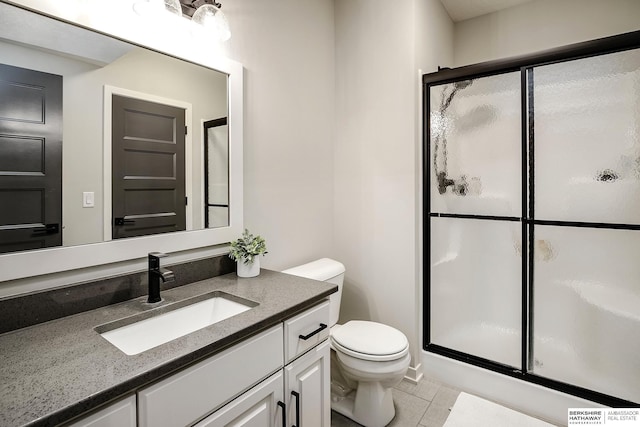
[282,258,411,427]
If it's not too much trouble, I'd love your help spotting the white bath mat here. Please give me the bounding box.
[443,392,555,427]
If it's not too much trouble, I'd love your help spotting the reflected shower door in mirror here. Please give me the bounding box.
[0,1,229,255]
[204,118,229,228]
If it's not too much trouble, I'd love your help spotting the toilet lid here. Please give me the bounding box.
[331,320,408,361]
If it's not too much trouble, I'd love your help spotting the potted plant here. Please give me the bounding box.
[228,229,268,277]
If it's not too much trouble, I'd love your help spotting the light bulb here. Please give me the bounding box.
[164,0,182,17]
[192,4,231,41]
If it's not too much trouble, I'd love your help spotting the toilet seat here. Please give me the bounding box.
[331,320,409,362]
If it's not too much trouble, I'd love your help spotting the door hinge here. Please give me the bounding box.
[185,196,188,206]
[185,126,188,135]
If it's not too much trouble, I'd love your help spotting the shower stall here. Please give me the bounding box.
[423,31,640,406]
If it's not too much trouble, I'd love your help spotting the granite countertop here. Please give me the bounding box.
[0,270,336,427]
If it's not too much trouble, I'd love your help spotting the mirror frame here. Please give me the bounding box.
[0,0,243,282]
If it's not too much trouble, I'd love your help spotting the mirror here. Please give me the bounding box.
[0,0,243,281]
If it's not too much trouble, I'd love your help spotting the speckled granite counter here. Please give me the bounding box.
[0,270,336,427]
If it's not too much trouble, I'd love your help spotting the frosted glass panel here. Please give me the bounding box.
[207,206,229,228]
[206,124,229,228]
[430,217,521,367]
[532,225,640,403]
[534,48,640,224]
[429,72,521,217]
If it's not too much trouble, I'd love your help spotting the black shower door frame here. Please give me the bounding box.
[422,30,640,407]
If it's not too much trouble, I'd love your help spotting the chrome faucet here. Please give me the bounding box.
[147,252,175,303]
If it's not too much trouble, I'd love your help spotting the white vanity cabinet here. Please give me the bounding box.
[283,301,331,427]
[134,300,331,427]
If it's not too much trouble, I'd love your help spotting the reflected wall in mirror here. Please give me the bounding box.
[0,1,229,255]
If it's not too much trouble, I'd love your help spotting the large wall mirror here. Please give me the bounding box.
[0,0,243,283]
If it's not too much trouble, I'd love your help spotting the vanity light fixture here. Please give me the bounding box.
[188,1,231,42]
[133,0,231,41]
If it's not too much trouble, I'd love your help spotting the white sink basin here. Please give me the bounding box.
[97,292,257,355]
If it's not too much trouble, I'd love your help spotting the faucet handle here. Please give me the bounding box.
[148,252,168,270]
[148,252,168,259]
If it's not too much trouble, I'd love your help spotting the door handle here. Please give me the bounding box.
[299,323,327,341]
[114,217,135,226]
[277,401,286,427]
[32,223,59,235]
[291,391,300,427]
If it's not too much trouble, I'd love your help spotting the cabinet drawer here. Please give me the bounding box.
[66,396,136,427]
[138,325,283,427]
[193,370,284,427]
[284,301,330,363]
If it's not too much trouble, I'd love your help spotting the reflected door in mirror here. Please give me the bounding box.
[0,63,62,254]
[112,95,186,239]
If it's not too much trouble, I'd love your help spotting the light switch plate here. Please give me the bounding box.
[83,191,95,208]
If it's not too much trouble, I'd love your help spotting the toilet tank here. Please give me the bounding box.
[282,258,345,327]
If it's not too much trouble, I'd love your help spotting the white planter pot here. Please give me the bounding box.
[236,257,260,278]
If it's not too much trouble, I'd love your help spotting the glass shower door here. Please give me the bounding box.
[428,71,523,368]
[532,48,640,403]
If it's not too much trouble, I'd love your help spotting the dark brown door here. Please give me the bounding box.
[112,95,186,239]
[0,63,63,254]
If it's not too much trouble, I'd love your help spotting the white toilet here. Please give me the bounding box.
[283,258,410,427]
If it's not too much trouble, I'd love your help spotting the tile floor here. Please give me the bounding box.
[331,377,461,427]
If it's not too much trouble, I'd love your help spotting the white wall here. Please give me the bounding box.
[220,0,336,270]
[454,0,640,67]
[334,0,453,373]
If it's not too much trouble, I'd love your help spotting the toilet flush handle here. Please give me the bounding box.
[298,323,327,340]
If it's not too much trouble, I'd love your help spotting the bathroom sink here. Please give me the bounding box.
[96,291,257,355]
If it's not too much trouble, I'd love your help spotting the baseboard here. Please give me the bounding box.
[404,362,424,384]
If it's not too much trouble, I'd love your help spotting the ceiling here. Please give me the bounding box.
[440,0,536,22]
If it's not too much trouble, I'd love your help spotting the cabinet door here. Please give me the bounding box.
[194,371,285,427]
[285,340,330,427]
